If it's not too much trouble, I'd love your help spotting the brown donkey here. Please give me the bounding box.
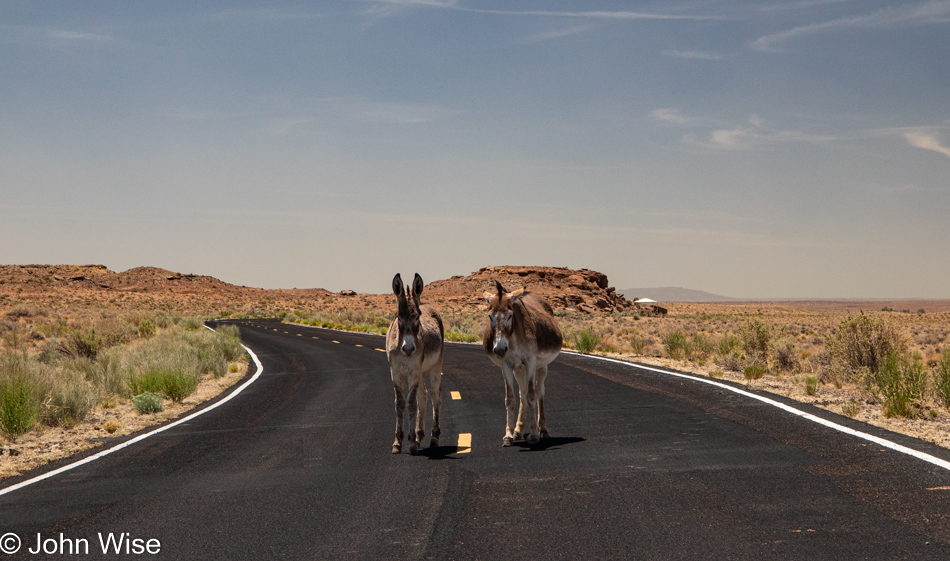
[386,273,444,455]
[483,281,562,446]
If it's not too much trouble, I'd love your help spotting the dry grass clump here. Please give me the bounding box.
[0,313,245,442]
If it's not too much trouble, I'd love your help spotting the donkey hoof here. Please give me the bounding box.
[409,443,419,455]
[540,429,550,440]
[502,436,514,447]
[392,445,401,454]
[429,438,439,448]
[513,431,522,441]
[526,433,539,445]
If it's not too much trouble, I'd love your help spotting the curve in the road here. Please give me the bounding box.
[583,354,950,472]
[0,337,264,498]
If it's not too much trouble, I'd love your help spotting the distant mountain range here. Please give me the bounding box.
[618,287,737,302]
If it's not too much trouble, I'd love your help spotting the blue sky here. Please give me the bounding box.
[2,1,948,298]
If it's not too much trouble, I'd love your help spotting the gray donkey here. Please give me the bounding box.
[386,273,444,455]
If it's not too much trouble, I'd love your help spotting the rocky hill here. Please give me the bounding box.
[425,266,633,313]
[1,264,630,316]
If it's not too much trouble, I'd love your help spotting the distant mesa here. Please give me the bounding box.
[618,287,736,303]
[425,265,633,314]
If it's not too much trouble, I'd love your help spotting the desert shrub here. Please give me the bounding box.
[103,420,121,434]
[0,378,39,440]
[629,333,646,355]
[574,327,601,354]
[871,352,927,418]
[690,333,714,362]
[181,317,204,331]
[44,371,97,427]
[740,319,775,364]
[159,369,199,403]
[132,392,163,414]
[129,366,199,403]
[663,331,690,361]
[1,323,28,349]
[826,312,907,386]
[124,324,242,398]
[715,333,744,371]
[744,362,767,387]
[60,329,103,359]
[446,330,480,343]
[94,317,137,348]
[138,319,156,339]
[770,338,798,373]
[934,351,950,409]
[804,375,819,396]
[66,353,125,397]
[127,367,167,396]
[841,400,860,418]
[211,325,244,363]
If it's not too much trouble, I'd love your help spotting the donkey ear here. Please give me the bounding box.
[494,280,506,296]
[412,273,424,298]
[483,291,495,306]
[392,273,404,297]
[509,288,526,305]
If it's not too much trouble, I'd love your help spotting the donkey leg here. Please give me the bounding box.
[392,382,406,454]
[537,365,549,440]
[415,377,428,448]
[406,382,420,455]
[502,364,518,447]
[428,367,443,448]
[522,358,540,445]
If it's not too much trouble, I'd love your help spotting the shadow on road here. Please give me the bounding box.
[517,436,586,452]
[419,446,464,460]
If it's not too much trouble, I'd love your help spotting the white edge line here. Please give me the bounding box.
[581,353,950,472]
[0,325,264,497]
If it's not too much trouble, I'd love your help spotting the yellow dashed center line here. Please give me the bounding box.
[355,344,363,348]
[450,391,461,400]
[312,336,319,339]
[457,433,472,454]
[297,333,301,336]
[332,340,340,344]
[375,348,386,353]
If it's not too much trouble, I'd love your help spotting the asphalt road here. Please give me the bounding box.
[3,318,950,560]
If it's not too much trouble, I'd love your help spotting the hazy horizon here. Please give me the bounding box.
[2,2,948,299]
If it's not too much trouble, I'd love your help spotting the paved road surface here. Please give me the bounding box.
[3,318,950,559]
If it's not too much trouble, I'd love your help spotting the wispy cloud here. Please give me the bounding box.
[357,0,720,22]
[515,24,598,44]
[456,9,720,21]
[662,50,724,60]
[756,0,859,13]
[904,132,950,158]
[752,0,950,51]
[358,0,458,19]
[654,110,836,150]
[203,8,324,22]
[651,108,712,126]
